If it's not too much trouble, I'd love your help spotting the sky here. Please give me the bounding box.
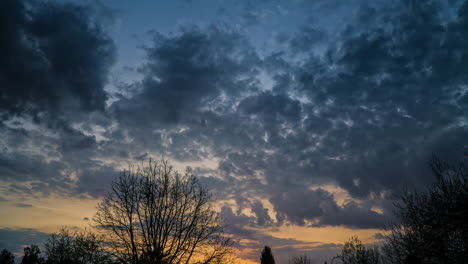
[0,0,467,263]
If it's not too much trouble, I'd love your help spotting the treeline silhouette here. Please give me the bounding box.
[1,151,467,264]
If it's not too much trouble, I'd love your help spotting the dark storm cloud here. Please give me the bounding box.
[279,0,468,198]
[0,0,120,198]
[0,151,67,183]
[268,185,389,228]
[271,187,328,226]
[316,201,387,229]
[0,0,115,121]
[112,25,260,125]
[284,0,458,226]
[200,0,467,228]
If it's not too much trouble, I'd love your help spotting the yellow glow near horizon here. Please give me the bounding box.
[0,181,384,264]
[0,195,99,232]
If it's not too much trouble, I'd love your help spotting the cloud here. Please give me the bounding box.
[205,0,468,227]
[1,0,467,236]
[0,0,118,199]
[0,228,49,255]
[317,201,387,229]
[112,25,259,125]
[251,200,273,226]
[0,151,67,183]
[14,203,34,208]
[104,0,468,228]
[220,205,342,263]
[271,187,329,226]
[0,0,115,122]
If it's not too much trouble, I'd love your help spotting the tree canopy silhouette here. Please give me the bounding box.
[260,246,275,264]
[0,249,14,264]
[44,228,112,264]
[333,237,380,264]
[94,160,231,264]
[21,245,44,264]
[383,152,468,264]
[291,255,312,264]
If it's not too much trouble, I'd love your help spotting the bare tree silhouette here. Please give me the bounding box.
[44,228,112,264]
[94,160,231,264]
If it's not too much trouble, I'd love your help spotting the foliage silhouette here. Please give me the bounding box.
[260,246,275,264]
[383,152,468,264]
[0,249,14,264]
[21,245,44,264]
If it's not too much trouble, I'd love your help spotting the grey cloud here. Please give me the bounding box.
[0,0,116,121]
[210,0,468,229]
[112,25,260,126]
[73,163,120,198]
[0,0,130,202]
[220,204,339,263]
[1,0,467,235]
[0,228,49,255]
[92,0,468,229]
[251,200,273,226]
[0,0,117,199]
[289,26,326,53]
[271,187,329,226]
[317,201,387,229]
[220,206,256,228]
[0,151,68,183]
[14,203,33,208]
[270,186,389,228]
[0,122,119,198]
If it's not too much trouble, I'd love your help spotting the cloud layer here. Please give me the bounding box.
[1,0,467,261]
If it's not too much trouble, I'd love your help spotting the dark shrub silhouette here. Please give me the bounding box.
[260,246,275,264]
[0,249,14,264]
[21,245,44,264]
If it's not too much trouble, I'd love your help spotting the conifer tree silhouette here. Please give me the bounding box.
[260,246,275,264]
